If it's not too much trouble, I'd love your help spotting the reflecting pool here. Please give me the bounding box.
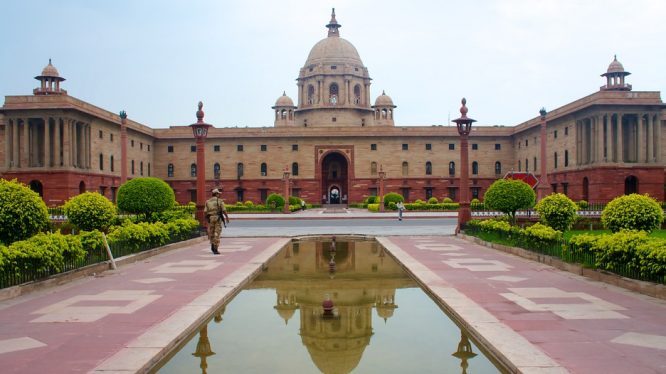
[154,237,502,373]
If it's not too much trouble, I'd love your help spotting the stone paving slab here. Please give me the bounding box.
[380,236,666,374]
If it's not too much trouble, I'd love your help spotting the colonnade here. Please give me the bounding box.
[4,116,91,169]
[298,78,370,108]
[575,112,661,165]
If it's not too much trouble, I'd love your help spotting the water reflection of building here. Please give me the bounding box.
[248,239,416,374]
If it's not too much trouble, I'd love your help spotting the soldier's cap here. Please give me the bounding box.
[211,188,220,194]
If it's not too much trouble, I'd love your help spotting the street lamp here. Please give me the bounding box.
[119,110,128,185]
[190,101,212,225]
[283,166,291,214]
[452,98,476,233]
[537,107,550,200]
[378,165,386,212]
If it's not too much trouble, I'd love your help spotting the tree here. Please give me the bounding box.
[601,194,663,233]
[117,177,175,220]
[63,192,116,232]
[534,193,578,232]
[484,179,535,225]
[0,179,49,244]
[383,192,404,207]
[265,193,285,211]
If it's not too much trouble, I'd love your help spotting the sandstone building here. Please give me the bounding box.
[1,10,664,206]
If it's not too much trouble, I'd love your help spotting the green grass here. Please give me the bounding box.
[564,229,666,241]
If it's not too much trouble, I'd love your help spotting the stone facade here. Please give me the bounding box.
[1,12,664,206]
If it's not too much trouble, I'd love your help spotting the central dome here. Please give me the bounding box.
[305,37,363,67]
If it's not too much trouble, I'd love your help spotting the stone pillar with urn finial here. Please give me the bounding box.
[190,102,212,225]
[537,108,550,200]
[452,98,476,233]
[283,166,291,213]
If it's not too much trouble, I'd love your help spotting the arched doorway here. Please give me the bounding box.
[582,177,589,202]
[321,152,348,204]
[624,176,638,195]
[29,180,43,197]
[79,181,86,194]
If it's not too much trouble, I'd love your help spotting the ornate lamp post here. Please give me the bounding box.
[452,331,477,374]
[282,166,291,214]
[190,101,212,225]
[378,165,386,212]
[452,98,476,233]
[192,325,215,374]
[537,107,550,200]
[119,110,128,185]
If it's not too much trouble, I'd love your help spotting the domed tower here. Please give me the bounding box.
[34,59,67,95]
[272,91,297,127]
[295,9,375,127]
[372,91,397,126]
[601,55,632,91]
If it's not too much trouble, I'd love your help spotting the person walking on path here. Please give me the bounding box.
[204,188,230,254]
[397,201,405,221]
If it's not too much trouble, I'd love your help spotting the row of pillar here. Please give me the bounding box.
[576,112,661,165]
[299,79,370,107]
[4,117,91,169]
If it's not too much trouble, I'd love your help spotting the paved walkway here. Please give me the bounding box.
[0,209,665,373]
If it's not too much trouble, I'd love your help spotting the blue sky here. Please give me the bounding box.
[1,0,664,128]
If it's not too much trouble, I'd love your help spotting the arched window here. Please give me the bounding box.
[494,161,501,175]
[292,162,299,176]
[533,157,537,171]
[472,161,478,175]
[190,163,197,177]
[448,161,455,176]
[140,161,144,176]
[564,150,569,167]
[307,85,315,104]
[147,162,151,176]
[237,163,244,178]
[425,161,432,175]
[329,83,338,104]
[354,84,361,104]
[99,154,104,170]
[371,161,377,175]
[261,163,267,176]
[525,158,529,172]
[213,163,221,178]
[554,152,558,168]
[281,109,287,119]
[131,160,135,175]
[518,160,522,171]
[167,163,174,177]
[402,161,409,176]
[110,155,114,172]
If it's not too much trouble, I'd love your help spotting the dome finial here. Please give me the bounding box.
[326,8,341,37]
[48,58,52,65]
[460,98,468,117]
[196,101,204,123]
[282,91,286,96]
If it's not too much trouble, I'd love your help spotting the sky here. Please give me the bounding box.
[1,0,664,129]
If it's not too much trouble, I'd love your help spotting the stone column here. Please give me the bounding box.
[656,114,662,162]
[72,121,78,168]
[604,113,611,161]
[637,114,645,163]
[617,113,624,163]
[43,117,50,167]
[54,119,61,167]
[647,114,654,162]
[62,119,71,167]
[5,119,11,168]
[12,119,19,168]
[596,115,604,163]
[22,118,30,167]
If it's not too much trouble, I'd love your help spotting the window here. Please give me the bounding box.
[425,143,432,150]
[131,140,135,147]
[99,130,103,139]
[214,145,220,152]
[402,161,409,176]
[565,127,569,135]
[147,162,150,176]
[425,188,433,200]
[401,188,410,201]
[140,161,144,176]
[261,163,267,176]
[131,160,135,174]
[110,134,114,142]
[564,150,569,166]
[213,163,221,178]
[167,145,174,153]
[329,83,339,104]
[525,139,528,147]
[99,154,104,170]
[494,161,501,175]
[236,189,244,202]
[332,117,337,122]
[518,160,522,171]
[525,158,529,172]
[371,144,377,151]
[495,143,501,150]
[472,144,478,150]
[554,130,558,139]
[167,164,174,177]
[534,157,537,171]
[140,142,143,150]
[448,187,457,201]
[190,145,196,152]
[472,187,480,200]
[292,144,298,151]
[292,162,299,176]
[237,163,244,178]
[260,189,268,203]
[190,163,197,177]
[425,161,432,175]
[331,65,337,70]
[402,144,408,151]
[554,152,558,168]
[261,145,267,151]
[110,155,114,172]
[551,183,558,193]
[448,161,455,176]
[237,145,244,152]
[147,145,150,152]
[562,182,568,195]
[371,162,377,175]
[448,143,455,150]
[472,161,479,175]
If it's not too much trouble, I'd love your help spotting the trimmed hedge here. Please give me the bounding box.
[64,192,116,232]
[0,232,86,275]
[0,179,50,245]
[601,194,663,233]
[117,177,176,219]
[534,193,578,232]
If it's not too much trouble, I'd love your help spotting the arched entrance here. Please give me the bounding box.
[624,175,638,195]
[79,181,86,194]
[321,152,348,204]
[29,180,43,197]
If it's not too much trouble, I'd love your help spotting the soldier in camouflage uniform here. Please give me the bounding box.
[204,188,230,254]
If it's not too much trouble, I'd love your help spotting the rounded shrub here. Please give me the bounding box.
[427,197,439,204]
[601,194,663,233]
[117,177,175,219]
[534,193,578,232]
[577,200,589,209]
[0,179,49,244]
[364,196,379,204]
[266,193,285,210]
[244,200,254,207]
[484,179,535,225]
[442,197,453,203]
[383,192,404,207]
[288,196,302,205]
[64,192,116,232]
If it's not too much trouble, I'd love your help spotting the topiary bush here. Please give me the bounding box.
[427,197,439,204]
[484,179,536,225]
[442,197,453,203]
[601,194,664,233]
[0,179,49,245]
[364,196,379,204]
[265,193,285,211]
[383,192,404,207]
[63,192,117,232]
[534,193,578,232]
[117,177,175,220]
[577,200,589,209]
